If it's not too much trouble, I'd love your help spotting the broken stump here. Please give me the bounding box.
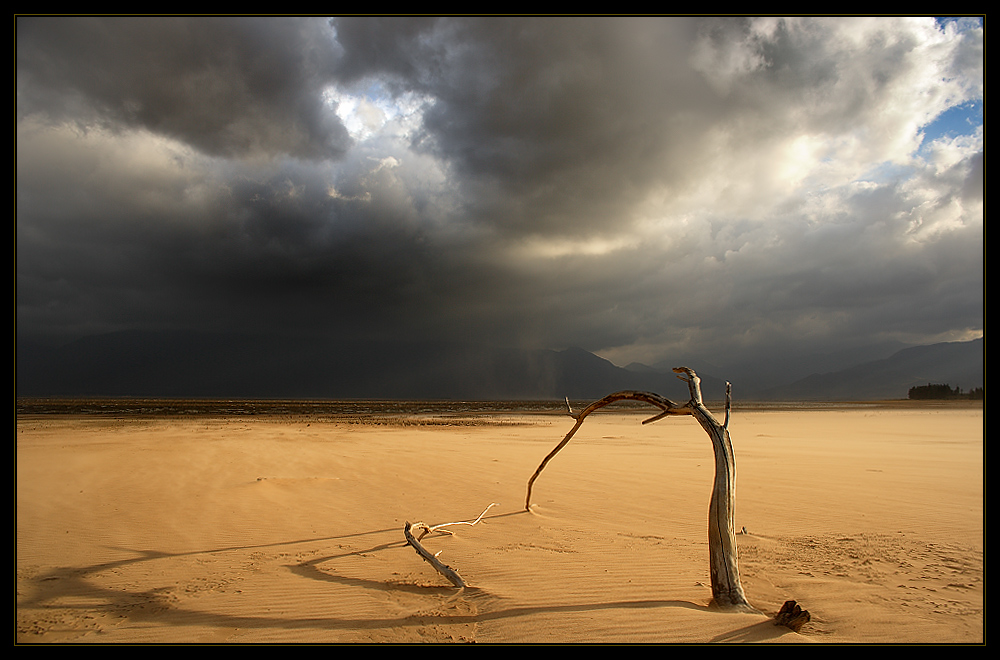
[774,600,811,632]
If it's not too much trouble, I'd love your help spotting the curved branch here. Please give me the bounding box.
[524,390,687,511]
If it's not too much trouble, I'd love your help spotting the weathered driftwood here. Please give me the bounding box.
[401,503,498,589]
[774,600,811,631]
[403,521,466,588]
[416,502,498,537]
[524,367,753,610]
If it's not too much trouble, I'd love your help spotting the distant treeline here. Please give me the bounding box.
[908,383,984,400]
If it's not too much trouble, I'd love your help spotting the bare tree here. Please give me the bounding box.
[525,367,754,610]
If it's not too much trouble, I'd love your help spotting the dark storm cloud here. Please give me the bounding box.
[331,17,719,235]
[15,122,465,341]
[17,16,350,160]
[17,16,983,376]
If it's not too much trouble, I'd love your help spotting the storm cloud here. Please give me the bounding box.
[17,17,983,382]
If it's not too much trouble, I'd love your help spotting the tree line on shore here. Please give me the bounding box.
[908,383,984,400]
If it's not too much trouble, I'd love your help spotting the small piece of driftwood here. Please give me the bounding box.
[401,503,498,589]
[403,521,466,588]
[774,600,811,632]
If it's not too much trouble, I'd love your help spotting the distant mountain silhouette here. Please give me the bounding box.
[16,331,982,402]
[16,331,694,401]
[758,337,983,400]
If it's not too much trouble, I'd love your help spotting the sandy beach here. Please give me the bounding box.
[17,402,983,644]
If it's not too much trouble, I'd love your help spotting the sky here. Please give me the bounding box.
[16,16,984,374]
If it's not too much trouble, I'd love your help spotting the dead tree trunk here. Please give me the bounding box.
[679,369,751,610]
[524,367,753,611]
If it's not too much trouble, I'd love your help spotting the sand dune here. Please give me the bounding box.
[17,405,983,643]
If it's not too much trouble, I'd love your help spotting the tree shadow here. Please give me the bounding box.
[18,510,745,640]
[710,619,796,643]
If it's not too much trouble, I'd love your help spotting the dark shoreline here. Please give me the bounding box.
[15,396,983,418]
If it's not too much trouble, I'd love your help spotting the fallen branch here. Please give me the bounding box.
[403,521,466,589]
[402,503,498,589]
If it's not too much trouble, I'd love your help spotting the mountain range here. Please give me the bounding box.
[16,331,982,402]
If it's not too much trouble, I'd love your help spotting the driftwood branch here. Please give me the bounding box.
[416,502,499,538]
[403,521,466,588]
[524,368,753,611]
[402,503,497,589]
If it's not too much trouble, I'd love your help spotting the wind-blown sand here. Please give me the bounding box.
[17,404,983,644]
